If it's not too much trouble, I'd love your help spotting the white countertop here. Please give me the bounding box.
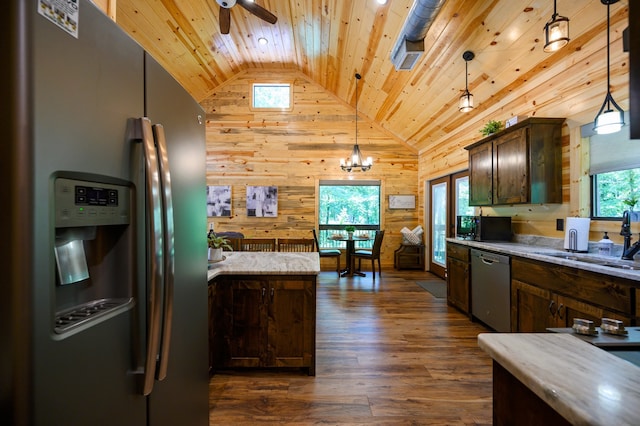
[447,237,640,282]
[478,333,640,425]
[207,251,320,281]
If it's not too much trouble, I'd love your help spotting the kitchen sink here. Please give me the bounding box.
[532,251,640,270]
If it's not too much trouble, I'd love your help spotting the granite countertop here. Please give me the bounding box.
[207,251,320,281]
[447,237,640,282]
[478,333,640,426]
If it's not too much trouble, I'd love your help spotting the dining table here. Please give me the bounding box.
[331,235,372,277]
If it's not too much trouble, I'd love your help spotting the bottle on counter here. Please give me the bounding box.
[598,232,614,256]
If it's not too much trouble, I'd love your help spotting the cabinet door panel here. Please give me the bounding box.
[268,284,306,366]
[268,279,315,371]
[227,281,266,367]
[447,258,470,314]
[511,280,555,332]
[468,143,492,206]
[493,128,528,204]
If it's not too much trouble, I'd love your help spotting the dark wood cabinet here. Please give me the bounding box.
[466,117,564,206]
[394,244,425,270]
[468,142,493,206]
[511,257,633,332]
[209,274,316,375]
[446,243,470,315]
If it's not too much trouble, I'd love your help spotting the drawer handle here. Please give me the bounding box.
[548,300,556,317]
[557,303,565,320]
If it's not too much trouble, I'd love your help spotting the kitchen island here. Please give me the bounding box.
[479,333,640,425]
[208,252,320,375]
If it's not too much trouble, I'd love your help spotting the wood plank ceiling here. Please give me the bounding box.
[115,0,630,154]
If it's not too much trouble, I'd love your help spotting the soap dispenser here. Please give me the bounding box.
[598,232,614,256]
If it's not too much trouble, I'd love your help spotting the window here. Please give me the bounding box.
[592,168,640,218]
[588,112,638,219]
[317,180,380,248]
[250,82,292,111]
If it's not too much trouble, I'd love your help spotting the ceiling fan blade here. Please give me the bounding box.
[219,6,230,34]
[237,0,277,25]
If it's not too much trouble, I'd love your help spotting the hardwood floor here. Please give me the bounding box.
[209,269,493,425]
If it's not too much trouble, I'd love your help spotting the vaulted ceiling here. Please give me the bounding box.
[115,0,630,154]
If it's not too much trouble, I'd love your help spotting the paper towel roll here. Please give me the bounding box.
[564,217,591,252]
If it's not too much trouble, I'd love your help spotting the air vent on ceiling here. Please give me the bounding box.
[391,38,424,71]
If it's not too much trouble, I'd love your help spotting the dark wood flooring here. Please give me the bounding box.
[209,269,493,425]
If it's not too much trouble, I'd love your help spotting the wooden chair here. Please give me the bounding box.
[214,232,244,251]
[226,237,243,251]
[351,230,385,280]
[312,229,341,275]
[278,238,315,252]
[241,238,276,252]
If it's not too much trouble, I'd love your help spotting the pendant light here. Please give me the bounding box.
[543,0,570,53]
[593,0,625,135]
[340,73,372,172]
[459,51,474,113]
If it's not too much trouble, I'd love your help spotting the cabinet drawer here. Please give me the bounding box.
[512,257,634,316]
[447,243,469,262]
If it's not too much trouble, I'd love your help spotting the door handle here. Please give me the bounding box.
[153,123,174,382]
[138,117,163,396]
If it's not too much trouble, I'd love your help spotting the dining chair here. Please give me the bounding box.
[312,229,341,275]
[241,238,276,252]
[214,232,244,251]
[226,237,243,251]
[277,238,315,252]
[351,230,385,280]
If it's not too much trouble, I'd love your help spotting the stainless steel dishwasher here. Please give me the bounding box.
[471,249,511,332]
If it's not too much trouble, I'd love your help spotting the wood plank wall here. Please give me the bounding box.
[202,69,419,269]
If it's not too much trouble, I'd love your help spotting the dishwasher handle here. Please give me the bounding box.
[472,249,509,265]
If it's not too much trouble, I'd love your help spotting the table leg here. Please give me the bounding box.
[340,240,355,277]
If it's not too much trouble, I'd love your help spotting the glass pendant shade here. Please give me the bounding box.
[593,0,624,135]
[543,15,569,52]
[459,91,474,113]
[459,50,474,113]
[340,73,372,172]
[594,93,625,134]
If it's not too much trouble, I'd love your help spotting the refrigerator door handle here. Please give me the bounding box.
[139,117,164,396]
[153,123,175,382]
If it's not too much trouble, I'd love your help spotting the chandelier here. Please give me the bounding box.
[340,73,372,172]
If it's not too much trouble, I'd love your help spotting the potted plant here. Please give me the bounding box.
[480,119,503,136]
[207,234,232,262]
[344,225,356,239]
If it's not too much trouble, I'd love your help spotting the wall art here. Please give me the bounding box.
[246,186,278,217]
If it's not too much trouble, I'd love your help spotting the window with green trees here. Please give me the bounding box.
[251,83,292,110]
[592,168,640,218]
[317,180,380,248]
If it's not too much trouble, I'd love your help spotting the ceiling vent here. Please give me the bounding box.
[390,0,445,71]
[391,39,424,71]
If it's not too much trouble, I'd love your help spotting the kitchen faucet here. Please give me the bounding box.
[620,210,640,260]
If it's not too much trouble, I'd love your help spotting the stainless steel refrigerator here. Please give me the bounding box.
[0,1,209,425]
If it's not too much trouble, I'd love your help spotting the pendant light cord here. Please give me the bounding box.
[355,73,360,147]
[606,1,611,96]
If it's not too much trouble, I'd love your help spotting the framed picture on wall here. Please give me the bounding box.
[246,186,278,217]
[206,185,232,217]
[389,194,416,209]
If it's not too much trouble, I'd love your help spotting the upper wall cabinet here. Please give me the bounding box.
[465,118,565,206]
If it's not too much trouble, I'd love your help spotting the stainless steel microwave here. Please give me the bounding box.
[456,216,512,241]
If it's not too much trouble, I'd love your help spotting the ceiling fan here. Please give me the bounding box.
[215,0,277,35]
